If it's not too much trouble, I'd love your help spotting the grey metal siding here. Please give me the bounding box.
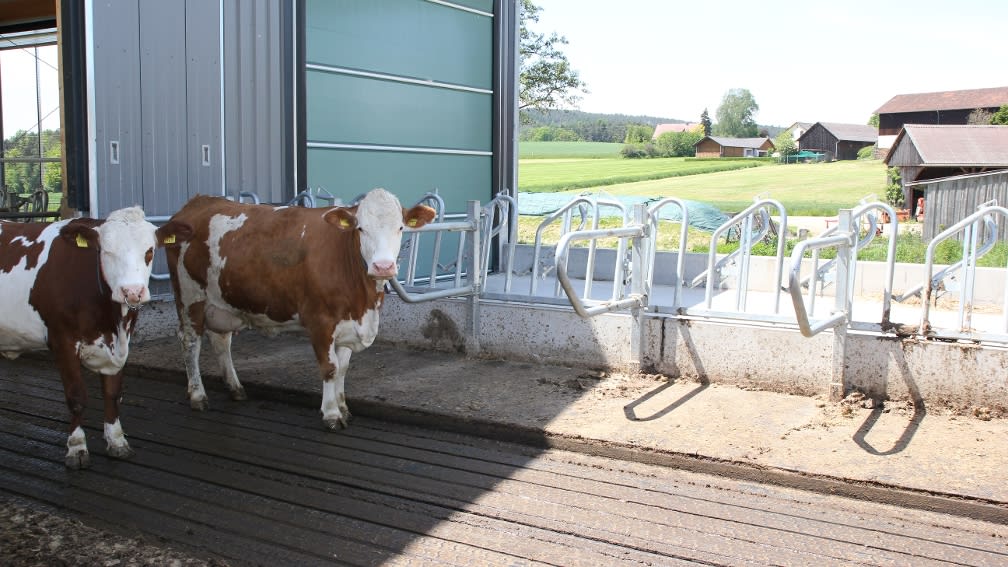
[185,0,223,200]
[138,1,188,216]
[223,0,291,204]
[91,0,142,213]
[90,0,223,217]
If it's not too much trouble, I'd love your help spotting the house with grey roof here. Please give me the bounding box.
[797,122,877,161]
[874,86,1008,150]
[884,124,1008,182]
[694,136,774,158]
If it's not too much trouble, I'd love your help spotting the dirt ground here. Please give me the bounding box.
[0,495,229,567]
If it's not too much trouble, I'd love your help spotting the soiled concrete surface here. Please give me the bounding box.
[126,331,1008,511]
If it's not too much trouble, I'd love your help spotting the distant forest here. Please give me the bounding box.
[520,109,784,143]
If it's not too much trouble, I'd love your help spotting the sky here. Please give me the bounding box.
[527,0,1008,127]
[0,44,60,137]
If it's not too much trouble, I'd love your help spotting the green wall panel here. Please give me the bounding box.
[307,148,491,213]
[306,0,493,90]
[306,71,491,151]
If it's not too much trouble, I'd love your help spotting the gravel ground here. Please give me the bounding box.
[0,495,230,567]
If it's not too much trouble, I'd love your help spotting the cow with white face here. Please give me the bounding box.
[0,207,193,468]
[165,188,436,429]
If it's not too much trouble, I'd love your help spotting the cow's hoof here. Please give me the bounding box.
[190,397,209,411]
[229,386,247,401]
[65,451,91,470]
[323,416,349,431]
[107,444,134,460]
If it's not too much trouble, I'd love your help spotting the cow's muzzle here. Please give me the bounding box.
[369,260,398,280]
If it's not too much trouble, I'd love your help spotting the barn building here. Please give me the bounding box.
[0,0,518,224]
[874,86,1008,151]
[884,124,1008,239]
[693,136,774,158]
[796,122,877,161]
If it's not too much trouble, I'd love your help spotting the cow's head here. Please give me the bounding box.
[325,188,436,279]
[60,207,194,307]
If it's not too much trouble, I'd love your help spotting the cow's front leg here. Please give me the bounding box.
[319,345,352,430]
[208,330,246,401]
[53,345,90,468]
[100,372,134,459]
[178,326,209,410]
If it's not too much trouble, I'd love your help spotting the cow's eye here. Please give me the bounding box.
[144,248,154,265]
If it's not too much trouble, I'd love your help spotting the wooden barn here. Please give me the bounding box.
[885,125,1008,240]
[875,86,1008,151]
[694,136,773,158]
[796,122,877,161]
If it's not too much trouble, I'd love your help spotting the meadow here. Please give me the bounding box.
[518,142,889,215]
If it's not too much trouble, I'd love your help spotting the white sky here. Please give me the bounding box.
[528,0,1008,127]
[0,44,60,137]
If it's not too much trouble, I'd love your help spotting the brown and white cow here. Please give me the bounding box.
[165,188,435,429]
[0,207,192,468]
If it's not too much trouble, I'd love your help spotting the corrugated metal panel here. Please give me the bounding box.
[138,1,187,217]
[91,0,142,214]
[223,0,291,204]
[91,0,221,217]
[185,0,223,200]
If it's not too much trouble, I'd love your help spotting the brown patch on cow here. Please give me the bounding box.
[0,221,46,273]
[30,223,121,348]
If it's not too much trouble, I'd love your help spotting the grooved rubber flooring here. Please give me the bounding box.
[1,357,1006,566]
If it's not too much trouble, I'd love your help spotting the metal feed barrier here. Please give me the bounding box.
[388,192,1008,349]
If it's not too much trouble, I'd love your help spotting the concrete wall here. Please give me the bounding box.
[376,296,1008,413]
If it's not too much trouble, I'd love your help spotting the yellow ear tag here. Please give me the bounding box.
[163,234,176,245]
[339,218,351,228]
[75,234,88,248]
[407,218,418,228]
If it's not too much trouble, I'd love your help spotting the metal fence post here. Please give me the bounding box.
[465,200,482,353]
[630,203,649,371]
[830,209,853,401]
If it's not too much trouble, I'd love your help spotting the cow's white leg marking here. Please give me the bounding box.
[208,330,246,400]
[65,426,90,469]
[320,346,352,430]
[103,418,133,459]
[179,326,208,410]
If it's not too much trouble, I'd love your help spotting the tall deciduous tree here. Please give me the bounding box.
[713,88,759,137]
[519,0,587,122]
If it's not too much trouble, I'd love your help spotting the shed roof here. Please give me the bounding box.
[884,125,1008,167]
[806,122,878,143]
[698,136,773,149]
[875,86,1008,114]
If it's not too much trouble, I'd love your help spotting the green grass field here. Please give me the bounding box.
[518,142,889,216]
[518,157,771,193]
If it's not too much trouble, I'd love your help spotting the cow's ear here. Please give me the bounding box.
[403,204,436,229]
[155,220,194,248]
[324,207,358,231]
[59,221,100,250]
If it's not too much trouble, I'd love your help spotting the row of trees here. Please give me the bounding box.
[2,129,61,194]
